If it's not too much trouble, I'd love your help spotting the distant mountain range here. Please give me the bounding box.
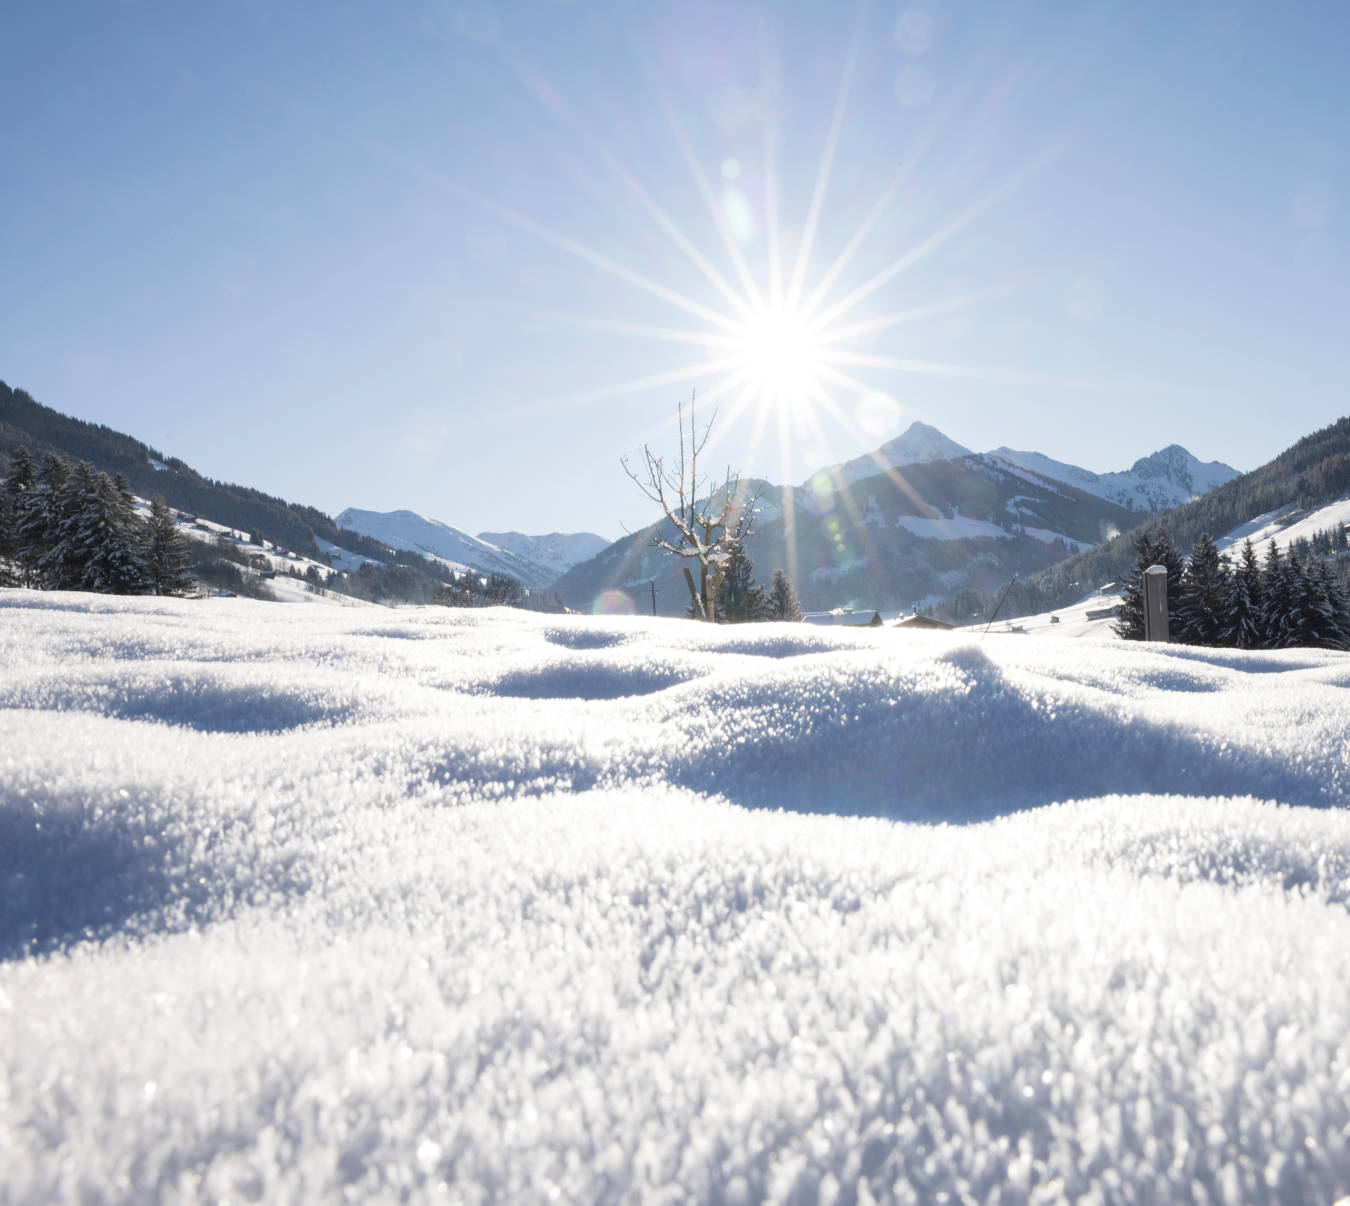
[334,508,606,591]
[0,381,601,599]
[986,444,1237,514]
[1,376,1253,616]
[980,415,1350,622]
[552,422,1240,616]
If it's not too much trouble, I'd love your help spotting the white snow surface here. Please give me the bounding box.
[4,590,1350,1203]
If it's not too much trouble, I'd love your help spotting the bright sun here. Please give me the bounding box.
[731,303,826,412]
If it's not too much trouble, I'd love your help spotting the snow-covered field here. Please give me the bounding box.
[3,590,1350,1203]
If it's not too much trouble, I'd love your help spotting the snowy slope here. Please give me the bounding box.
[971,495,1350,638]
[1219,495,1350,554]
[337,508,587,591]
[143,503,372,607]
[477,529,610,581]
[809,420,973,487]
[988,444,1238,514]
[337,507,526,579]
[4,592,1350,1202]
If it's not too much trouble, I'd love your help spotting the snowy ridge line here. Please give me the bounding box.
[1218,495,1350,556]
[2,593,1350,1202]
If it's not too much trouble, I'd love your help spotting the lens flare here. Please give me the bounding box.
[592,590,636,616]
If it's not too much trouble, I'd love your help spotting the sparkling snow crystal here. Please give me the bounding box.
[2,591,1349,1202]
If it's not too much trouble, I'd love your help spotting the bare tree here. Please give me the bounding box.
[622,393,756,621]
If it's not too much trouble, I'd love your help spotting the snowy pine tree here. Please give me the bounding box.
[1323,556,1350,649]
[714,539,767,622]
[767,569,802,622]
[1114,527,1184,640]
[49,461,147,592]
[1300,554,1345,650]
[1259,541,1295,649]
[4,449,38,586]
[21,453,75,588]
[0,485,15,588]
[146,495,196,596]
[1218,539,1263,649]
[1175,532,1228,645]
[13,455,151,594]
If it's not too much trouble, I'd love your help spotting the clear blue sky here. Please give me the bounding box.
[3,1,1348,538]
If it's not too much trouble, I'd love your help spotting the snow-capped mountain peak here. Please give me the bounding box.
[808,421,973,487]
[336,507,607,591]
[986,444,1238,514]
[477,531,610,581]
[876,421,973,466]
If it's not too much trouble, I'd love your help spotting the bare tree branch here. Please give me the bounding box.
[623,391,759,620]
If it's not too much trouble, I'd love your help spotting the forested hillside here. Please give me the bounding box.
[958,416,1350,622]
[0,378,529,602]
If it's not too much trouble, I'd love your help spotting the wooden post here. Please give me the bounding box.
[1143,564,1169,642]
[650,579,657,616]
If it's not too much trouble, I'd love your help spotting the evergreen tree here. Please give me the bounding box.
[1259,541,1295,649]
[1301,554,1346,650]
[1175,532,1228,645]
[47,461,149,593]
[1114,527,1184,640]
[1325,556,1350,649]
[714,538,768,622]
[3,448,37,586]
[1218,539,1263,649]
[767,569,802,622]
[20,453,74,588]
[147,494,196,596]
[1282,555,1317,648]
[0,481,15,587]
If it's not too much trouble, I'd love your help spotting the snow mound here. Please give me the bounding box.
[3,591,1350,1202]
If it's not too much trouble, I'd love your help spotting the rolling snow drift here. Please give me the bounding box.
[2,591,1349,1202]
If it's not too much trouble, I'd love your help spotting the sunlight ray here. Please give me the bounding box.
[624,372,753,478]
[759,16,785,306]
[815,366,949,520]
[812,142,1065,329]
[814,286,1017,346]
[520,356,743,416]
[448,182,742,334]
[819,350,1151,392]
[502,46,755,322]
[529,311,739,351]
[794,388,891,581]
[699,378,764,466]
[801,119,945,318]
[658,92,766,311]
[785,4,866,312]
[740,389,775,474]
